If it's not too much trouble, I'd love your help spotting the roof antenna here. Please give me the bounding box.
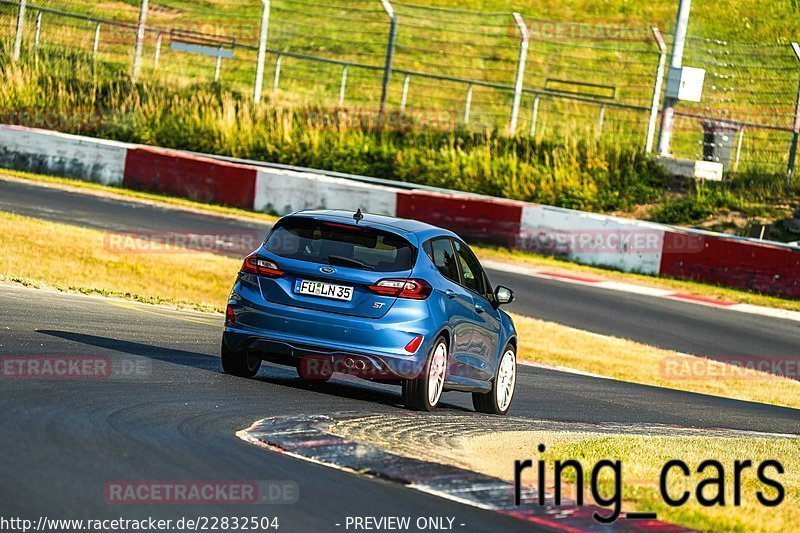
[353,208,364,223]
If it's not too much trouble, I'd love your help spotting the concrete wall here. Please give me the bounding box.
[519,205,666,275]
[0,125,127,186]
[254,168,397,216]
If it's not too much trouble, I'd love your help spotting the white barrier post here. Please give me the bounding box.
[400,74,410,112]
[92,23,101,64]
[153,31,162,71]
[658,0,692,156]
[529,95,540,137]
[645,27,667,154]
[254,0,271,103]
[338,66,348,106]
[131,0,149,81]
[272,53,282,92]
[12,0,27,62]
[463,84,473,124]
[33,10,41,52]
[214,45,223,82]
[378,0,397,114]
[509,12,528,133]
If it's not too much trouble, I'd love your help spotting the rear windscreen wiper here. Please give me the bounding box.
[327,255,374,270]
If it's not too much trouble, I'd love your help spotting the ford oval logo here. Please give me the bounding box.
[320,267,336,274]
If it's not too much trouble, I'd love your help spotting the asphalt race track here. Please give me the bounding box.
[1,177,799,530]
[1,286,799,529]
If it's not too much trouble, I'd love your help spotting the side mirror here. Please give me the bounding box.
[495,285,514,305]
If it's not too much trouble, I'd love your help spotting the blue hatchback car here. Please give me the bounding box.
[222,209,518,414]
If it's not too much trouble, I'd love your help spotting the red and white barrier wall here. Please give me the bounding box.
[2,124,798,298]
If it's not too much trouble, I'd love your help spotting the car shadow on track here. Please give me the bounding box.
[36,330,471,413]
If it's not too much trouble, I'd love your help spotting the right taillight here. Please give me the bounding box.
[241,254,283,277]
[368,279,431,300]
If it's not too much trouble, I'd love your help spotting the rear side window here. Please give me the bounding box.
[423,238,459,284]
[265,217,415,272]
[453,240,487,296]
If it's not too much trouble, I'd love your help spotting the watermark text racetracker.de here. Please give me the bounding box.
[103,230,264,256]
[0,515,280,532]
[513,229,704,255]
[104,480,298,505]
[661,355,800,380]
[0,355,150,380]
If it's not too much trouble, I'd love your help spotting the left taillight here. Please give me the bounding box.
[225,305,236,326]
[241,254,284,277]
[368,279,431,300]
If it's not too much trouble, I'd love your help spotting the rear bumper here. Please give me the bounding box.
[223,328,422,379]
[224,279,435,379]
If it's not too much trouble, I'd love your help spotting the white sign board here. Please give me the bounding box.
[665,66,705,103]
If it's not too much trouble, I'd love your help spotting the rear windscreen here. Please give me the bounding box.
[265,218,415,272]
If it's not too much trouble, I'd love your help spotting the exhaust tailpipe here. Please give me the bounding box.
[343,358,355,369]
[354,360,366,371]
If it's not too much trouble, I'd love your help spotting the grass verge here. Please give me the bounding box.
[411,430,799,532]
[2,210,799,409]
[4,170,800,313]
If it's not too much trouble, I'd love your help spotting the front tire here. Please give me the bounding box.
[402,335,448,411]
[221,341,261,378]
[473,344,516,415]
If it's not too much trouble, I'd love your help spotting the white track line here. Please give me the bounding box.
[482,259,800,323]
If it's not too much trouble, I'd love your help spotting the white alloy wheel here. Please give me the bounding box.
[427,341,448,407]
[495,349,516,412]
[472,343,517,415]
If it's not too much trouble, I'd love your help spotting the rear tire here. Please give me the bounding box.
[402,335,448,411]
[473,344,516,415]
[221,341,261,378]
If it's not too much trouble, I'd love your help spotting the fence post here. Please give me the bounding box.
[339,65,347,107]
[338,66,348,106]
[657,0,692,156]
[253,0,271,104]
[463,83,473,124]
[272,53,282,92]
[214,45,223,82]
[646,27,667,154]
[787,42,800,190]
[596,105,606,141]
[379,0,397,114]
[529,95,540,137]
[33,10,41,51]
[12,0,27,62]
[733,127,744,172]
[509,12,529,133]
[92,23,101,63]
[400,74,410,112]
[131,0,149,81]
[153,31,162,71]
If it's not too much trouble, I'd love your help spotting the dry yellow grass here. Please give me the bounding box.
[443,431,799,533]
[2,210,799,409]
[0,211,240,312]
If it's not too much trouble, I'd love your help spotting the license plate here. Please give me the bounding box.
[294,279,353,301]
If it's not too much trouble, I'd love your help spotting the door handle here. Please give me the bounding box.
[474,303,485,314]
[445,289,456,299]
